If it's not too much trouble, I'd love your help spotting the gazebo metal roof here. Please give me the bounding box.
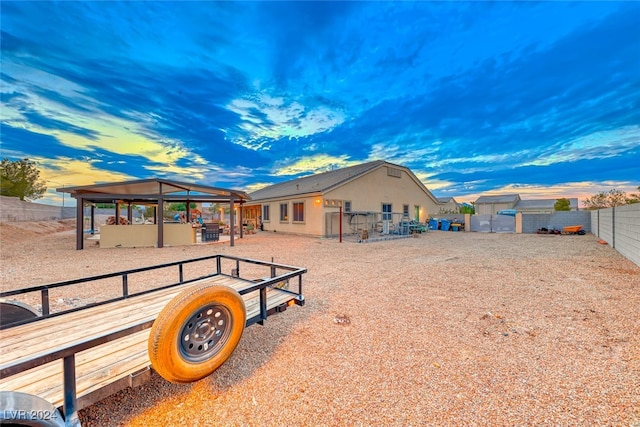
[59,178,250,203]
[58,178,251,250]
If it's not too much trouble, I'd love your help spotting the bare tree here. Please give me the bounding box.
[583,189,629,209]
[627,186,640,204]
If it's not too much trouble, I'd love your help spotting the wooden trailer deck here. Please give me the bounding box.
[0,255,306,423]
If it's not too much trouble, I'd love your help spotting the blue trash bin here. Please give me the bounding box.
[441,219,451,231]
[428,219,438,230]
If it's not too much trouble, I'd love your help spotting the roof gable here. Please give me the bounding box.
[249,160,386,200]
[249,160,440,205]
[437,197,458,204]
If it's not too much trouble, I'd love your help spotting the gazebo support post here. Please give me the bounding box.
[239,202,244,239]
[157,183,164,248]
[90,205,95,235]
[229,197,235,247]
[76,198,84,250]
[186,195,190,222]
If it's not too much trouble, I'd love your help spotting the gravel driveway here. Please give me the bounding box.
[1,223,639,426]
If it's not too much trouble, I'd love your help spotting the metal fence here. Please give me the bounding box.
[324,211,411,238]
[470,214,516,233]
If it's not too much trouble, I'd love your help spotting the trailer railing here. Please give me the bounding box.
[0,254,305,330]
[0,255,306,426]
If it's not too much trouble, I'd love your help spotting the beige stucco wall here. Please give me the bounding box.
[259,194,325,236]
[100,223,195,248]
[325,166,439,221]
[248,165,440,237]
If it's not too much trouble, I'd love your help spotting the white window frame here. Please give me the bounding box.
[382,203,392,221]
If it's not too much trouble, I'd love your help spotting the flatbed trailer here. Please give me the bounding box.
[0,255,306,426]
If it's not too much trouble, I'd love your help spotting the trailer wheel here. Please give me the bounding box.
[148,284,246,383]
[0,298,39,327]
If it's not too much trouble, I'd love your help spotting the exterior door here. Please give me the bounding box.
[382,203,392,234]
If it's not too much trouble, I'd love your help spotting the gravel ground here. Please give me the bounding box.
[1,221,639,426]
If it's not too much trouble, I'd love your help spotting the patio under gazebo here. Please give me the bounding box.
[59,179,250,250]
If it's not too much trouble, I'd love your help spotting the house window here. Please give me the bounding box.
[344,201,352,213]
[382,203,392,221]
[403,204,409,218]
[280,203,288,221]
[263,205,270,222]
[293,202,304,222]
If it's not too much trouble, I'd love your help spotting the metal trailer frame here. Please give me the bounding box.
[0,255,306,426]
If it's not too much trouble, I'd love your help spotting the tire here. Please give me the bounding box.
[148,284,246,383]
[0,298,39,327]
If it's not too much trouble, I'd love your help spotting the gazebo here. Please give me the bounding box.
[59,179,251,250]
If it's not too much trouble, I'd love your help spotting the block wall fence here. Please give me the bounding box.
[591,204,640,267]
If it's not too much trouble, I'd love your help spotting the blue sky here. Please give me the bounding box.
[1,1,638,207]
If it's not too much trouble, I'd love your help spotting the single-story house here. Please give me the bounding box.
[436,197,460,213]
[474,194,579,215]
[242,160,441,237]
[474,194,522,215]
[514,198,579,213]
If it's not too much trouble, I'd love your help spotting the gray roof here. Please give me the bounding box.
[515,198,579,209]
[475,194,521,204]
[437,197,457,204]
[249,160,389,201]
[59,178,250,203]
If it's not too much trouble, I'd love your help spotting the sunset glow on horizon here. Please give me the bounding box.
[1,2,638,207]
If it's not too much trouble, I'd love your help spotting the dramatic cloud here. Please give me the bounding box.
[1,1,638,206]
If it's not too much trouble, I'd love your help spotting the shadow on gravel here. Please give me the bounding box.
[78,293,318,426]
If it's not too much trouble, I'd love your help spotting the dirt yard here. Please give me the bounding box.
[1,220,639,426]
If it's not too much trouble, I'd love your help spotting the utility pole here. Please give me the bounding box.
[48,180,72,216]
